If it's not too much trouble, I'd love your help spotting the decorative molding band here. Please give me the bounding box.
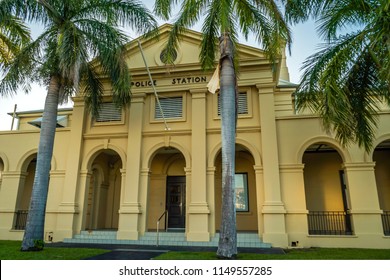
[49,170,66,177]
[83,132,128,139]
[342,162,376,171]
[349,209,383,214]
[279,164,305,172]
[188,203,210,214]
[119,203,142,214]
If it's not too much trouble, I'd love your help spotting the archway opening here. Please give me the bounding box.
[147,147,186,231]
[214,144,258,232]
[14,154,37,230]
[303,143,352,235]
[373,139,390,235]
[85,149,122,230]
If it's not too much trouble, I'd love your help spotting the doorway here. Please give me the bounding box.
[166,176,186,229]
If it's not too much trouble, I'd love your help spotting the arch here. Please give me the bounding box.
[162,153,186,175]
[296,136,351,163]
[213,140,259,232]
[82,148,123,230]
[16,158,37,212]
[208,138,262,168]
[147,144,187,231]
[372,135,390,213]
[0,152,9,172]
[143,141,191,170]
[16,149,57,171]
[302,137,353,235]
[82,143,127,171]
[368,134,390,161]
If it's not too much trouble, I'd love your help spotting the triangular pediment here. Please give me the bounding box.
[123,24,268,73]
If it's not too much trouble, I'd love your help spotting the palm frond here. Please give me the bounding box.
[0,38,40,96]
[160,0,208,66]
[80,62,104,118]
[248,0,291,64]
[199,0,221,69]
[317,0,372,41]
[295,28,388,149]
[154,0,180,20]
[283,0,326,23]
[76,0,158,35]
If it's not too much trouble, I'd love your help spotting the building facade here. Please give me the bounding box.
[0,25,389,248]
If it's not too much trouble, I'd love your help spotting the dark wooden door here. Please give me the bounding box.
[166,176,186,229]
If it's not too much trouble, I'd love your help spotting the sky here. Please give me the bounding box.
[0,1,319,131]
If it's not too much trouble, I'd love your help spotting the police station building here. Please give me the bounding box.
[0,25,389,249]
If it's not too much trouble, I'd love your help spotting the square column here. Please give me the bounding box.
[343,162,384,243]
[117,94,145,240]
[257,84,288,247]
[207,167,216,236]
[187,89,210,241]
[280,164,309,247]
[46,170,66,241]
[253,165,264,235]
[57,97,86,238]
[72,170,91,233]
[138,168,151,235]
[0,171,27,240]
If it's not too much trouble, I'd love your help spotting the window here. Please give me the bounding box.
[155,96,183,119]
[217,92,249,115]
[96,103,122,122]
[235,173,249,212]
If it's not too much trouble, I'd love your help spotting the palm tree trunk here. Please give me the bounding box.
[21,75,60,251]
[217,33,237,259]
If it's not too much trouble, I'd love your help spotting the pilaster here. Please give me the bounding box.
[0,171,27,232]
[343,162,383,237]
[257,84,288,247]
[57,97,86,237]
[187,89,210,241]
[118,94,145,240]
[279,164,309,246]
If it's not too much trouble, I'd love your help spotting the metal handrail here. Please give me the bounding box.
[156,210,168,246]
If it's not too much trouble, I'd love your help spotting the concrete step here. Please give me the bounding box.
[63,231,271,248]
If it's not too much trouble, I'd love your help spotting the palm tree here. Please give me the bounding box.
[154,0,291,258]
[0,3,30,68]
[0,0,157,251]
[284,0,390,151]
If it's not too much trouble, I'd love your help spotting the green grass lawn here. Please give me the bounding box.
[0,240,109,260]
[2,240,390,260]
[154,248,390,260]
